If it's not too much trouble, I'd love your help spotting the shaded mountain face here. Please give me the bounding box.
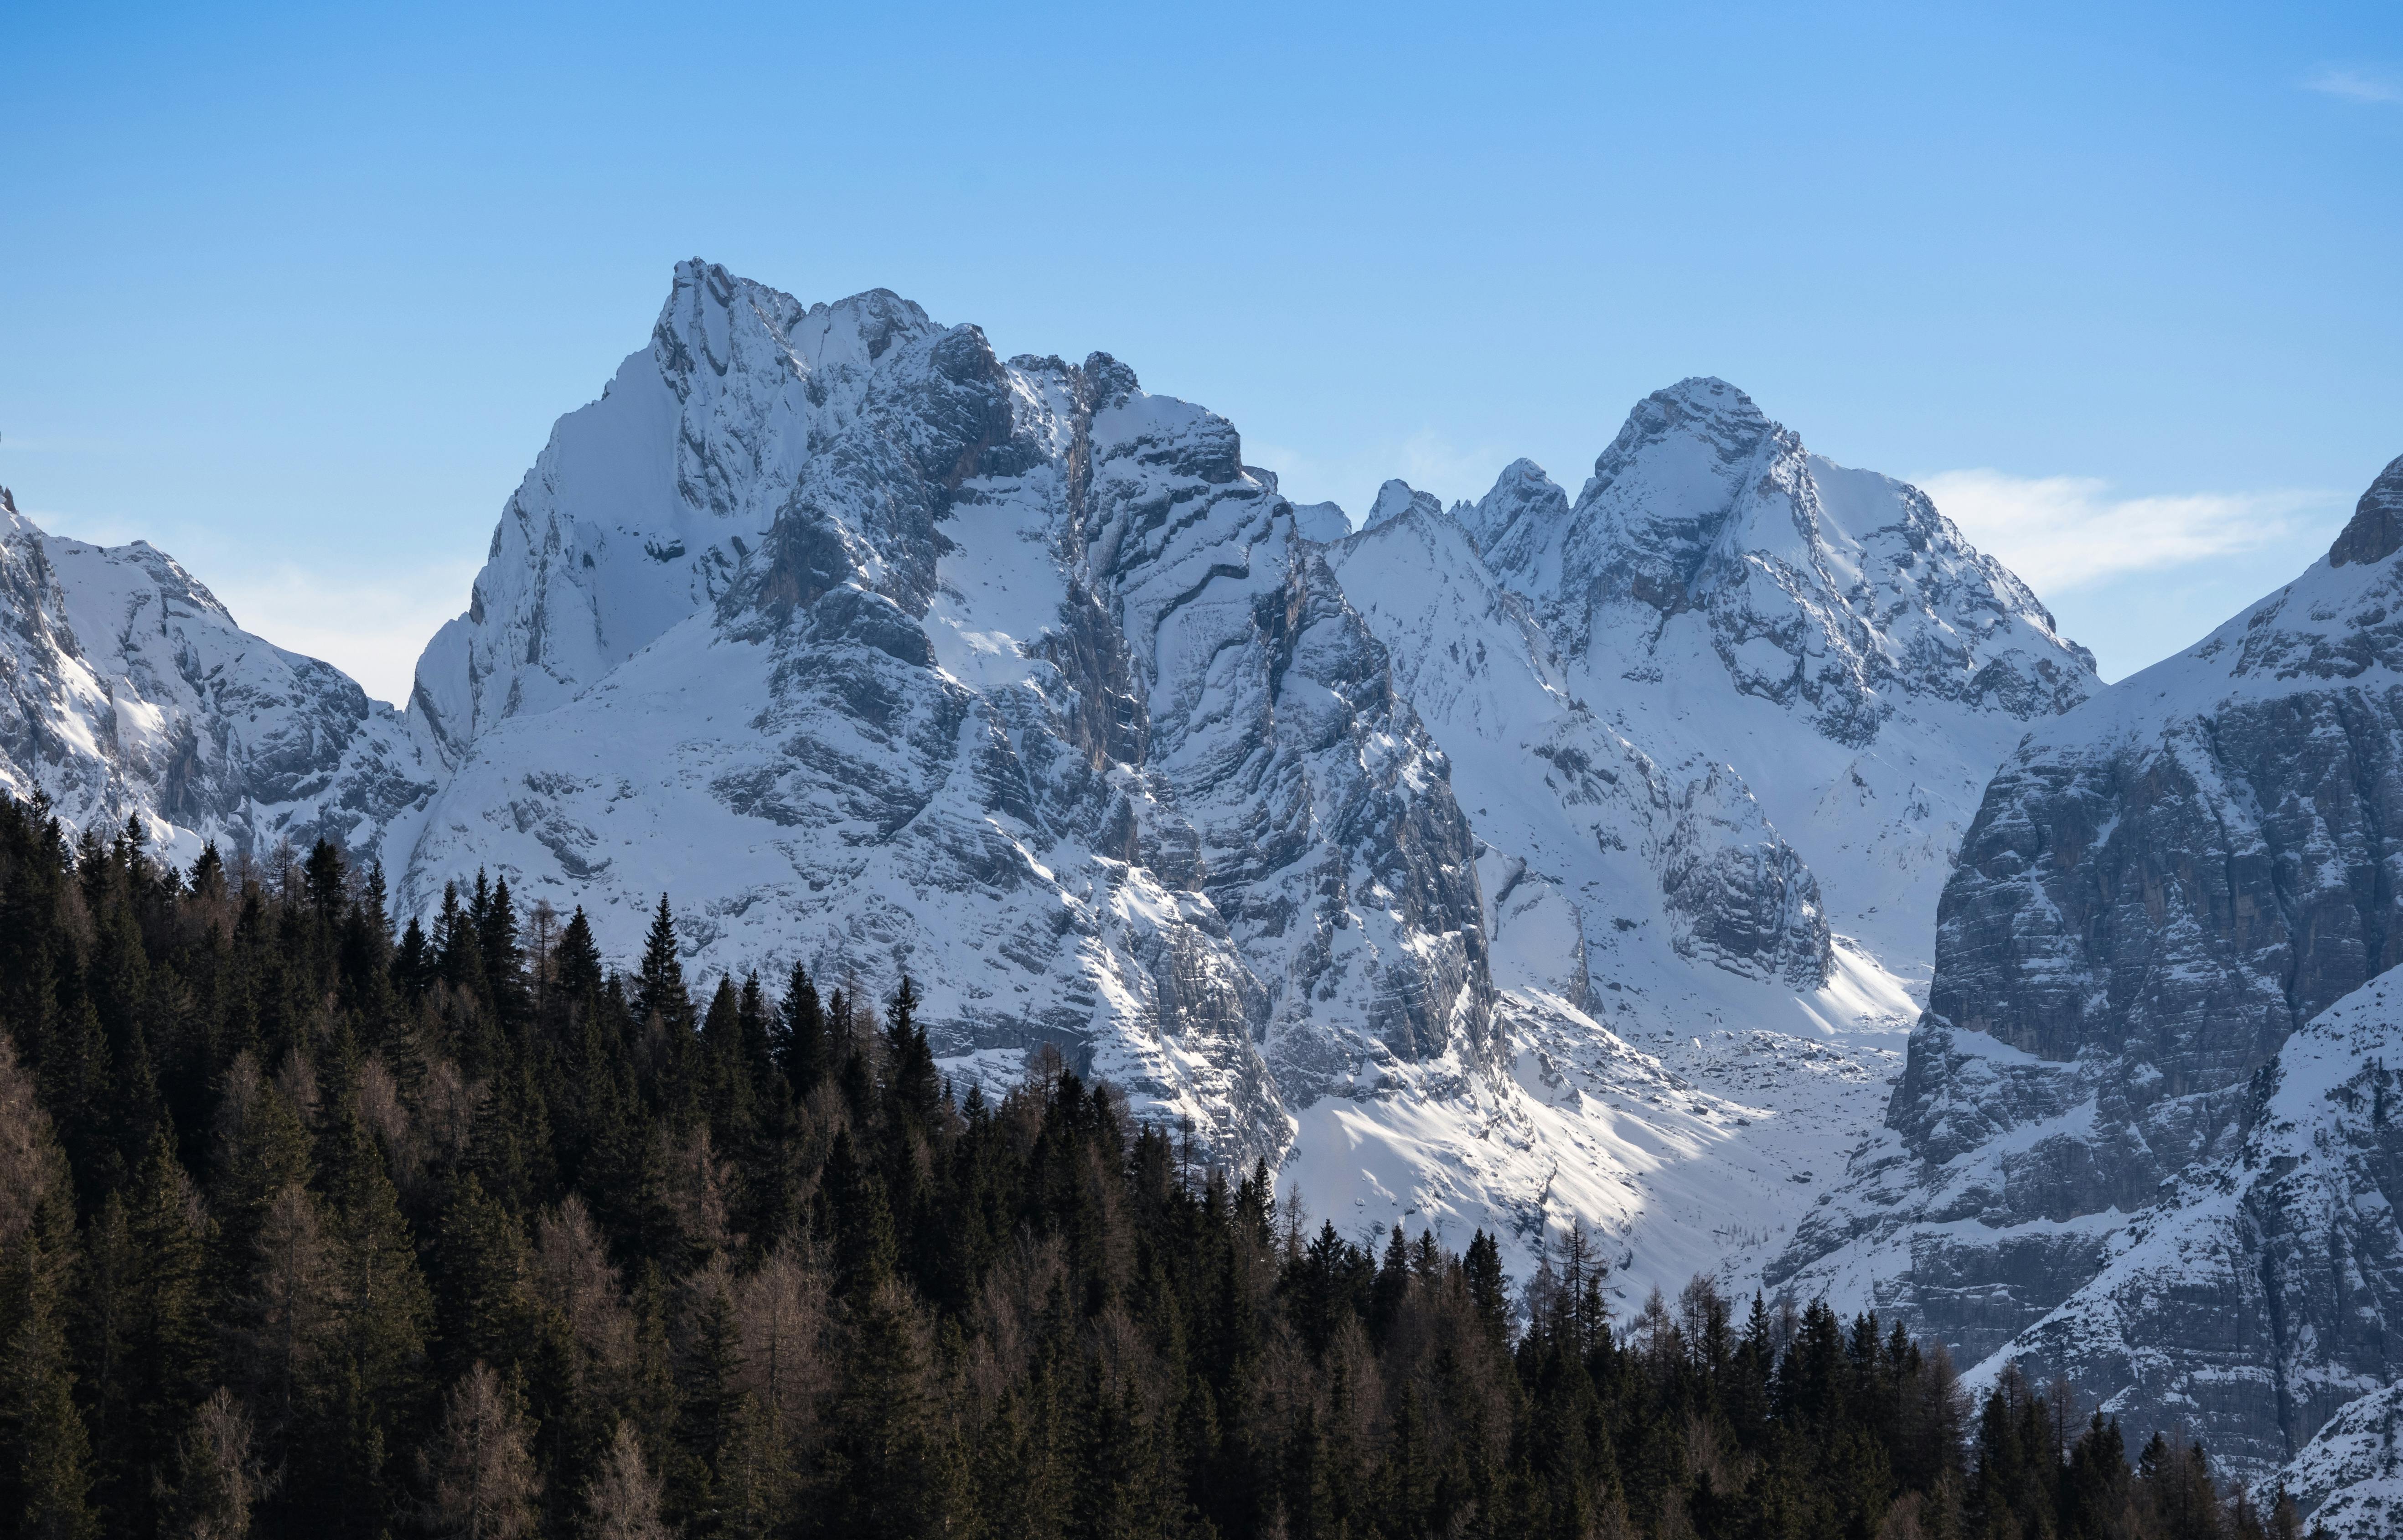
[1774,455,2403,1485]
[1298,382,2096,1299]
[1977,972,2403,1490]
[1437,378,2097,990]
[389,260,1489,1161]
[1468,378,2094,746]
[2283,1378,2403,1538]
[0,485,438,862]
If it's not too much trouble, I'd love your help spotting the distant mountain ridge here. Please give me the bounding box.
[0,483,438,859]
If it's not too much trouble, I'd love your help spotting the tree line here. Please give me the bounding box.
[0,794,2329,1539]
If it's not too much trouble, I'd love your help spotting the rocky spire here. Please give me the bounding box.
[2327,452,2403,568]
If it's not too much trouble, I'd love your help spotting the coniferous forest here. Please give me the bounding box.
[0,795,2331,1540]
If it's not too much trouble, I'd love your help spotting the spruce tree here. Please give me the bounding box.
[780,960,826,1101]
[0,1234,99,1540]
[634,897,688,1032]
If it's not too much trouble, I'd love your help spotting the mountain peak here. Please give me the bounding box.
[1587,377,1774,493]
[1363,479,1444,531]
[656,260,937,384]
[1458,459,1569,571]
[1655,375,1765,416]
[2327,452,2403,568]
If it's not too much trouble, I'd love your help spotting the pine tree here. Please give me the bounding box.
[230,1182,335,1449]
[317,1096,434,1528]
[303,839,347,921]
[779,961,826,1101]
[669,1269,743,1525]
[1464,1230,1510,1349]
[822,1279,954,1540]
[822,1132,897,1298]
[882,977,940,1133]
[553,910,605,1003]
[2,1231,99,1540]
[82,1128,212,1534]
[634,897,688,1032]
[435,1174,537,1381]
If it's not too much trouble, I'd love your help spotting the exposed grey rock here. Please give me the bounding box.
[2281,1378,2403,1536]
[1990,976,2403,1486]
[1776,447,2403,1496]
[2328,453,2403,569]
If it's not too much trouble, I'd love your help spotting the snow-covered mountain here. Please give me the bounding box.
[389,264,1505,1163]
[1297,378,2098,1292]
[0,484,438,860]
[0,264,2096,1309]
[1773,454,2403,1497]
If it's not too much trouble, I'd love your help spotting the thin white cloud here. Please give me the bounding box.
[2305,66,2403,103]
[1915,469,2336,594]
[210,560,477,708]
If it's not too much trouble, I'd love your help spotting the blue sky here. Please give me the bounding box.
[3,1,2398,699]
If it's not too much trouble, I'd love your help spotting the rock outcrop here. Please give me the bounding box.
[1988,974,2403,1485]
[1775,454,2403,1489]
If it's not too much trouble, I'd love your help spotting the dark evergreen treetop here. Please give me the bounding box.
[0,796,2329,1540]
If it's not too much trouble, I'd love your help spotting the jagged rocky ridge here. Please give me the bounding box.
[1773,455,2403,1497]
[1290,378,2097,1291]
[398,264,1491,1161]
[0,484,438,856]
[0,264,2096,1307]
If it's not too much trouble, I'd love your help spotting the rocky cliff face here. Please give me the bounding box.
[0,485,438,863]
[1301,384,2094,1295]
[1774,455,2403,1488]
[1979,972,2403,1488]
[2282,1378,2403,1537]
[386,261,1490,1160]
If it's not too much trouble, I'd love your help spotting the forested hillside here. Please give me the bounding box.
[0,795,2324,1539]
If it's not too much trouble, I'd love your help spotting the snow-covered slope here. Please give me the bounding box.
[2281,1379,2403,1538]
[1464,379,2096,980]
[0,271,2100,1312]
[1774,454,2403,1488]
[1291,382,2096,1295]
[0,485,439,863]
